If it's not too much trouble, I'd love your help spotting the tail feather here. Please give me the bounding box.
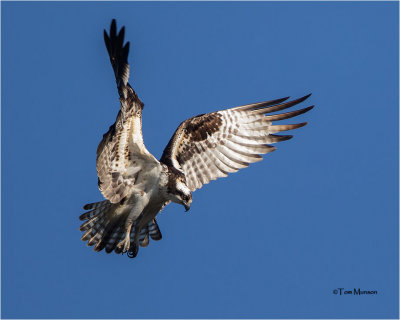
[81,228,93,241]
[79,215,99,231]
[127,225,139,257]
[95,214,126,252]
[83,216,109,247]
[80,214,108,243]
[82,200,109,211]
[139,226,149,247]
[87,231,103,247]
[79,200,127,252]
[140,234,149,247]
[127,242,139,258]
[104,224,124,253]
[80,199,164,258]
[80,201,111,221]
[148,219,162,241]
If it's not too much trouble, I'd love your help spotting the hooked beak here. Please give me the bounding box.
[184,203,191,212]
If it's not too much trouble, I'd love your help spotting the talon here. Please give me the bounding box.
[117,221,133,253]
[117,235,131,253]
[124,241,130,252]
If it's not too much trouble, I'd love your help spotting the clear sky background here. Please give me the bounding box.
[2,1,398,319]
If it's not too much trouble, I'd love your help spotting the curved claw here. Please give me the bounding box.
[117,235,131,253]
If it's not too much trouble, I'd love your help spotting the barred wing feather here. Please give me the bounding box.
[160,95,313,191]
[97,19,159,203]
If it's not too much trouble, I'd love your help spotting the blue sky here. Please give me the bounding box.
[2,1,398,319]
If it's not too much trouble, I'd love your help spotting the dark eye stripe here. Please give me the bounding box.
[179,192,188,201]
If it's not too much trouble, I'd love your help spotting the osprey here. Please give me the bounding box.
[79,20,314,258]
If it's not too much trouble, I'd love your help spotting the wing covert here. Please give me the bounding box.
[160,95,313,191]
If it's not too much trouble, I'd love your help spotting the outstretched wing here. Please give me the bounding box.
[97,19,159,203]
[160,95,313,191]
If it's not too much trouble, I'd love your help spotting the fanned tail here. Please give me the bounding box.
[79,200,139,255]
[79,201,163,259]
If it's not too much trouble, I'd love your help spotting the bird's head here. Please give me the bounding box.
[174,180,192,212]
[167,168,192,211]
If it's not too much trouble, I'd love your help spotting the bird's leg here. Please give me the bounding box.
[117,221,133,253]
[117,191,148,253]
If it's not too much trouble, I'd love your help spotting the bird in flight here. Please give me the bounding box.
[79,19,314,258]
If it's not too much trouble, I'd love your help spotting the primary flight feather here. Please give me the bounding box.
[79,19,314,258]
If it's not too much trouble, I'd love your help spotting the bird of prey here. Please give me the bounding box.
[79,19,314,259]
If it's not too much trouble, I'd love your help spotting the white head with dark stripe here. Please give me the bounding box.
[166,167,192,211]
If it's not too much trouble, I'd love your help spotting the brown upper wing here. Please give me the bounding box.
[160,95,313,191]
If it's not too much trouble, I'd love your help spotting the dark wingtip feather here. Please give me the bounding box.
[122,41,130,60]
[118,26,125,39]
[110,19,117,36]
[104,30,110,51]
[265,105,314,121]
[304,105,314,114]
[269,134,294,143]
[267,96,291,106]
[231,96,291,112]
[260,94,313,114]
[294,94,311,105]
[282,134,293,141]
[265,96,291,108]
[279,96,290,103]
[285,134,294,140]
[298,121,308,127]
[117,26,125,48]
